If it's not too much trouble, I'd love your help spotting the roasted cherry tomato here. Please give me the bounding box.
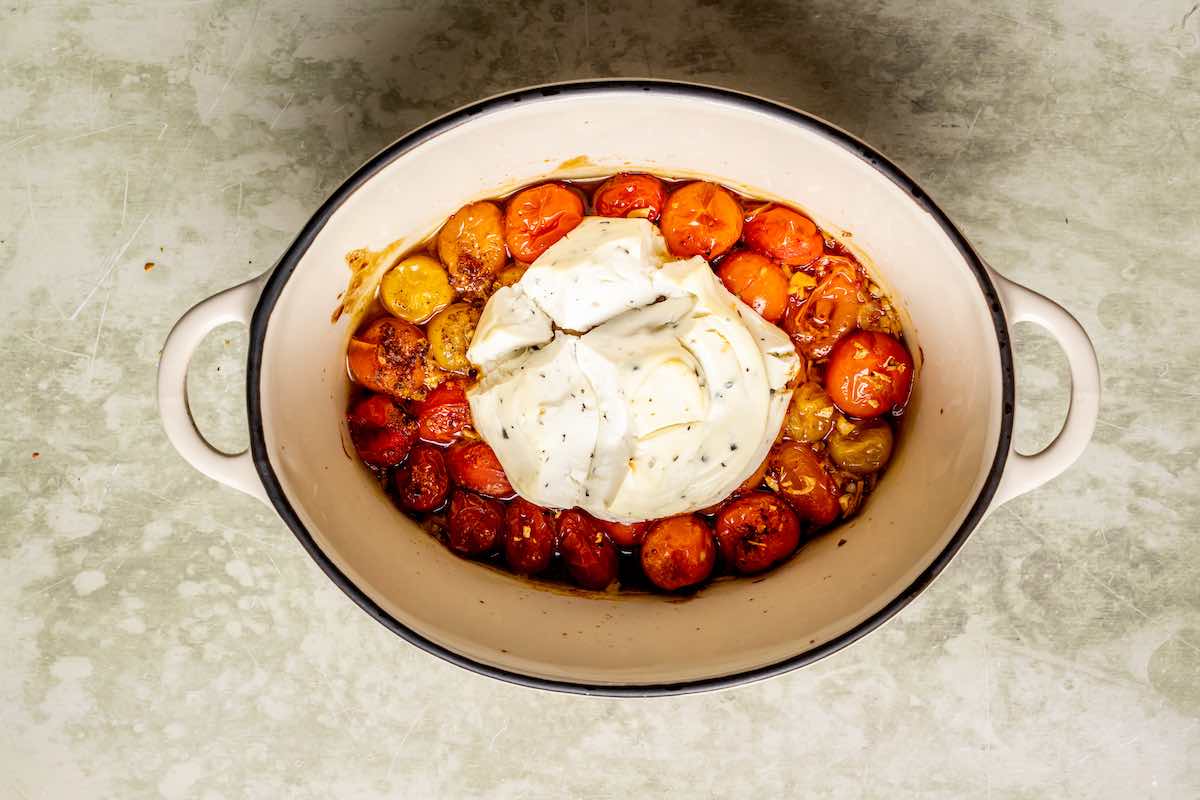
[640,515,715,591]
[828,418,894,475]
[446,440,514,498]
[393,444,449,512]
[346,393,416,468]
[437,201,507,295]
[824,330,914,418]
[504,183,584,262]
[714,494,801,574]
[503,498,557,575]
[743,205,824,267]
[596,520,652,549]
[717,250,789,323]
[767,441,840,527]
[447,490,503,556]
[782,381,837,443]
[592,173,667,221]
[557,510,618,590]
[660,181,743,260]
[415,378,472,444]
[783,262,865,360]
[347,316,428,399]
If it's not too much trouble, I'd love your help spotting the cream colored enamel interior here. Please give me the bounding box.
[259,91,1004,685]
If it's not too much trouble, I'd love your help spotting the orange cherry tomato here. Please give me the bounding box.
[640,515,715,591]
[743,205,824,267]
[415,378,472,444]
[596,520,652,549]
[824,330,914,418]
[716,251,789,323]
[504,183,584,262]
[660,181,743,260]
[346,317,427,399]
[783,262,864,360]
[767,442,840,527]
[446,440,514,498]
[592,173,667,221]
[714,494,801,574]
[346,393,416,468]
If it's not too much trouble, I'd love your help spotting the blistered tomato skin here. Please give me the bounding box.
[437,201,507,295]
[640,516,716,591]
[558,510,619,590]
[393,445,450,512]
[347,394,416,468]
[824,331,915,418]
[783,262,865,360]
[503,498,557,575]
[592,173,668,221]
[660,181,744,260]
[714,494,801,574]
[446,440,514,498]
[596,520,651,549]
[347,316,428,399]
[767,442,840,527]
[717,250,790,323]
[416,379,473,444]
[504,184,585,262]
[447,490,503,556]
[743,205,824,267]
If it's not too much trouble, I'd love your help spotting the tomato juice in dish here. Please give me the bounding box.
[340,173,914,594]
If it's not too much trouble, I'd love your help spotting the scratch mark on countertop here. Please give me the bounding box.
[38,121,137,147]
[86,288,111,380]
[0,134,35,154]
[203,0,263,121]
[270,93,295,130]
[71,213,150,320]
[120,169,129,228]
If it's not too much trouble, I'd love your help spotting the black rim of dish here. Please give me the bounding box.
[246,79,1015,697]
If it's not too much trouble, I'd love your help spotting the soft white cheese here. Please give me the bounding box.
[519,217,669,332]
[465,285,553,370]
[466,218,800,522]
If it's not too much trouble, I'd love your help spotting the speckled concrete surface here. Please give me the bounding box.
[1,0,1198,797]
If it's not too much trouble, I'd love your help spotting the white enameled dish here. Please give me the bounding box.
[157,81,1100,695]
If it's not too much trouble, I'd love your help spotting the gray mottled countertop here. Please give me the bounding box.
[1,1,1198,797]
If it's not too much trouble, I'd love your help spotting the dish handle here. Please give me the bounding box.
[157,275,270,504]
[986,269,1100,509]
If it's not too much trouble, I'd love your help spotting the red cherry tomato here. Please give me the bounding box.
[783,261,864,360]
[659,181,743,260]
[767,442,840,527]
[504,183,584,262]
[503,498,557,575]
[393,444,449,512]
[697,457,770,515]
[592,173,667,221]
[346,316,428,399]
[557,510,618,590]
[640,516,715,591]
[346,393,416,468]
[743,205,824,267]
[717,251,789,323]
[714,494,801,574]
[416,378,473,444]
[446,440,514,498]
[596,520,651,549]
[447,490,503,556]
[824,330,915,418]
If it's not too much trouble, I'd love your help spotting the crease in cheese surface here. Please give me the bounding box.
[466,217,801,522]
